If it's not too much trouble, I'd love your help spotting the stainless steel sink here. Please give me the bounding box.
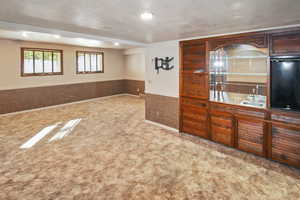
[240,100,264,108]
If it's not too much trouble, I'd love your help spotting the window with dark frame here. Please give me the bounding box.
[21,48,63,76]
[76,51,104,74]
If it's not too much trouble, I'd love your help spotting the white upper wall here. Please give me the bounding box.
[124,53,145,81]
[145,41,179,98]
[124,48,145,81]
[0,39,125,90]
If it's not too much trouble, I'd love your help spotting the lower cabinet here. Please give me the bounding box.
[180,99,300,168]
[180,97,209,139]
[271,124,300,168]
[236,118,265,156]
[210,110,234,147]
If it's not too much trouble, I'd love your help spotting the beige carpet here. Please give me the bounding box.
[0,95,299,200]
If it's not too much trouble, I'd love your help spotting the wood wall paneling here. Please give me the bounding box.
[0,79,145,114]
[145,93,179,129]
[124,79,145,95]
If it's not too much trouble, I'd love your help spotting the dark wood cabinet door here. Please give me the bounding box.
[181,72,208,99]
[180,97,209,139]
[180,41,208,99]
[237,119,265,156]
[271,124,300,168]
[181,41,206,72]
[270,31,300,56]
[210,109,234,147]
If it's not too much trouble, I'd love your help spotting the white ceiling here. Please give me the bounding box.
[0,0,300,46]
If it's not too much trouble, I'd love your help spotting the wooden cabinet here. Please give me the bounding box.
[270,110,300,167]
[210,109,234,147]
[180,97,209,139]
[180,40,208,99]
[209,33,267,51]
[271,124,300,168]
[181,41,206,71]
[209,102,266,150]
[181,72,208,99]
[179,28,300,168]
[270,31,300,56]
[236,118,265,156]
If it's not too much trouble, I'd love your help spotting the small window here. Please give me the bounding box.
[76,51,104,74]
[21,48,63,76]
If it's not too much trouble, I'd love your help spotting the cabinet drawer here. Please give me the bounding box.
[182,120,208,138]
[181,97,208,109]
[210,103,266,119]
[182,118,207,131]
[182,116,208,138]
[271,111,300,126]
[182,108,207,122]
[211,115,233,128]
[211,125,233,146]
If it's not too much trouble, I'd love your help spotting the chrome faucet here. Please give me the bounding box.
[249,88,256,102]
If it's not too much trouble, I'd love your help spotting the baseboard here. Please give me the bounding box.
[144,120,179,132]
[122,93,140,97]
[0,94,135,117]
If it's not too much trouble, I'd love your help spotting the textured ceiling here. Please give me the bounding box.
[0,0,300,44]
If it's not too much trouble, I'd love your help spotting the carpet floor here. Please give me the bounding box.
[0,95,299,200]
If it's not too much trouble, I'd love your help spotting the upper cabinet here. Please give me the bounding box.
[270,30,300,56]
[209,34,267,51]
[180,40,209,99]
[181,41,206,72]
[209,43,268,109]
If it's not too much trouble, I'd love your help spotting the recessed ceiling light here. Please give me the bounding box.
[140,12,153,21]
[53,34,61,39]
[114,42,120,46]
[21,31,28,37]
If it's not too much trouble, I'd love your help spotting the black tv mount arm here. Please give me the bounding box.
[154,57,174,74]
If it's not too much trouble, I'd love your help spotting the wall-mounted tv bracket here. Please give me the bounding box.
[154,57,174,74]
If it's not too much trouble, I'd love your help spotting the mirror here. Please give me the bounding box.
[209,44,268,108]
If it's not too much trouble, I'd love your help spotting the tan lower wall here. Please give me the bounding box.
[0,79,145,114]
[145,93,179,129]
